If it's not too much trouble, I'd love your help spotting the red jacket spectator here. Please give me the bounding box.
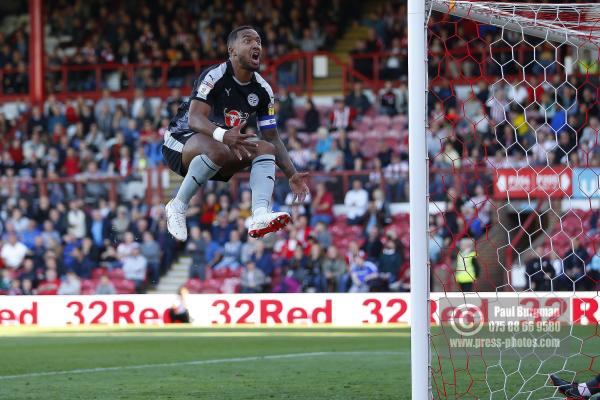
[63,149,80,176]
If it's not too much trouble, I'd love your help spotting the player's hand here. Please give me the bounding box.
[223,122,258,160]
[289,172,310,203]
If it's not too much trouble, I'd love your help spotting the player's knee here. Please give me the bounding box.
[257,140,275,156]
[207,146,230,165]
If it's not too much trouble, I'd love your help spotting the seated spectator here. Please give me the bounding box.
[378,81,399,116]
[212,212,234,246]
[329,98,356,131]
[21,278,34,295]
[58,271,82,295]
[349,252,378,293]
[240,261,266,293]
[251,241,275,277]
[140,231,161,286]
[0,269,11,292]
[277,87,295,129]
[322,246,347,292]
[213,230,242,271]
[122,245,147,293]
[587,243,600,290]
[186,227,207,280]
[1,233,28,270]
[344,180,369,225]
[37,268,61,295]
[20,219,41,250]
[320,139,344,172]
[303,99,320,133]
[561,238,590,290]
[8,279,23,296]
[95,274,117,295]
[345,82,371,117]
[377,232,404,290]
[362,226,383,262]
[526,245,555,291]
[304,244,325,292]
[313,221,333,249]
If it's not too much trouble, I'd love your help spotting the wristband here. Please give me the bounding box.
[212,127,226,142]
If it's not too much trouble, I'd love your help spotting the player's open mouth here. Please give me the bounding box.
[251,51,260,62]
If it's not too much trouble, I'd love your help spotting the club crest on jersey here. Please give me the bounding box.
[224,108,249,127]
[247,93,259,107]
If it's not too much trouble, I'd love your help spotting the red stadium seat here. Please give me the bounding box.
[109,268,125,280]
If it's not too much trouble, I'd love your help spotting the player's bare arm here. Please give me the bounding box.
[261,127,310,203]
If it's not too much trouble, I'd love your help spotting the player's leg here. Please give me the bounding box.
[164,133,225,241]
[215,138,291,238]
[166,133,289,240]
[550,373,600,399]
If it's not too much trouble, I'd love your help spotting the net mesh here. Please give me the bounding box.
[427,1,599,398]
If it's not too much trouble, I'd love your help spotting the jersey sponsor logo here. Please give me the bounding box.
[247,93,259,107]
[198,82,212,99]
[224,108,250,127]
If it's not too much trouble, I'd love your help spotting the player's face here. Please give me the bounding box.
[234,29,262,72]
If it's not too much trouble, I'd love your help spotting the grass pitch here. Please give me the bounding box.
[0,325,597,399]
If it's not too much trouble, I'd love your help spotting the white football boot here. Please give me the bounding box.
[248,211,292,238]
[165,199,188,241]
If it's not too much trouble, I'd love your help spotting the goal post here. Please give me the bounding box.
[410,1,600,398]
[408,0,431,399]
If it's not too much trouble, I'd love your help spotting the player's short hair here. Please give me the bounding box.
[227,25,256,49]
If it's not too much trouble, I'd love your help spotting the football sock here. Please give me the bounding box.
[174,154,221,209]
[250,154,276,216]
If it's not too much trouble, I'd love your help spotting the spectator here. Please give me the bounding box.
[349,252,378,292]
[455,238,479,292]
[330,98,356,131]
[362,226,383,262]
[304,244,325,292]
[345,82,371,116]
[186,227,207,280]
[122,245,147,293]
[322,245,347,292]
[561,238,590,290]
[95,274,117,295]
[37,268,61,295]
[303,99,321,133]
[378,81,399,116]
[240,261,267,293]
[213,230,242,271]
[310,182,334,227]
[67,199,87,239]
[378,231,404,290]
[169,286,191,323]
[1,233,28,270]
[251,241,275,277]
[58,271,82,295]
[344,180,369,225]
[312,221,333,249]
[140,231,161,286]
[526,245,555,291]
[588,243,600,290]
[277,87,295,129]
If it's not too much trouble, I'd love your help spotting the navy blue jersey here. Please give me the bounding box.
[168,60,277,139]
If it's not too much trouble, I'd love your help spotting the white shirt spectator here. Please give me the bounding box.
[58,273,82,295]
[123,254,148,281]
[1,238,28,269]
[67,209,87,239]
[344,183,369,220]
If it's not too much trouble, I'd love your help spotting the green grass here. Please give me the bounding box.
[0,325,598,399]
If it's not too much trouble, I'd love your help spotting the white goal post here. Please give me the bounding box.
[409,1,600,398]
